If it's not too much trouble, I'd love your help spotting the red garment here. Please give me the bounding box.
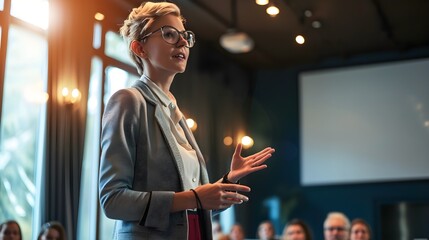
[188,213,201,240]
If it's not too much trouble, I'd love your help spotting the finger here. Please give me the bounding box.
[227,192,249,202]
[247,164,268,173]
[233,143,243,158]
[222,195,247,205]
[246,147,274,160]
[252,154,272,166]
[253,147,275,158]
[221,183,251,192]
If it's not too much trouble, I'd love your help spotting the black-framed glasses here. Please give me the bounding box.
[140,25,196,48]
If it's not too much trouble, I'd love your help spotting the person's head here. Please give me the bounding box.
[323,212,350,240]
[0,220,22,240]
[257,220,275,240]
[282,219,312,240]
[350,219,371,240]
[212,221,222,234]
[229,223,245,240]
[37,221,66,240]
[120,1,195,76]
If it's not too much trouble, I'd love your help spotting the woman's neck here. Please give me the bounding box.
[143,71,175,94]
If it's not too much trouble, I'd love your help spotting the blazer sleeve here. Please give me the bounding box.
[98,88,174,230]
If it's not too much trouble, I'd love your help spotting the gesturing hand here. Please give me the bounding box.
[228,143,275,183]
[194,183,251,210]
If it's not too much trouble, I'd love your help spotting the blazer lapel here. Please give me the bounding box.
[179,118,210,184]
[133,81,186,187]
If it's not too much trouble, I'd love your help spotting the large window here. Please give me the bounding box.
[78,20,138,240]
[0,0,49,237]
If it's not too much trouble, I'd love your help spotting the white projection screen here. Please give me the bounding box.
[300,58,429,186]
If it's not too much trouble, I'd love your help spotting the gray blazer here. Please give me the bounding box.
[99,80,213,239]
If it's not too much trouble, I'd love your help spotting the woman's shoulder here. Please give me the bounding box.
[107,87,146,105]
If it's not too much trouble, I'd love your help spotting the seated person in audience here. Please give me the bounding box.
[257,220,277,240]
[0,220,22,240]
[282,219,312,240]
[37,221,66,240]
[350,218,371,240]
[213,221,228,240]
[323,212,350,240]
[229,223,245,240]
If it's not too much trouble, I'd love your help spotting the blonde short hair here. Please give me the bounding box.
[119,1,185,75]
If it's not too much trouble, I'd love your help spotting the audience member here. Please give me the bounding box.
[213,221,228,240]
[282,219,312,240]
[0,220,22,240]
[37,221,66,240]
[257,220,276,240]
[229,223,245,240]
[323,212,350,240]
[350,218,371,240]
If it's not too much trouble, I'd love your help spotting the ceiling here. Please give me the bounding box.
[121,0,429,69]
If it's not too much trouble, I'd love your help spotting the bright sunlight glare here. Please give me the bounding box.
[11,0,49,30]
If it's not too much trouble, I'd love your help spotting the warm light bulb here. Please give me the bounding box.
[62,87,81,104]
[256,0,269,5]
[223,136,233,146]
[266,6,279,16]
[71,88,80,98]
[312,20,322,29]
[62,87,69,97]
[295,35,305,44]
[94,12,104,21]
[186,118,198,131]
[241,136,254,148]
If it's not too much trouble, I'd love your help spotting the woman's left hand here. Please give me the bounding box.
[227,143,275,183]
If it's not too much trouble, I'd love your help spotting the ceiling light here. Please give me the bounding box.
[220,29,254,54]
[94,12,104,21]
[312,20,322,29]
[295,35,305,44]
[256,0,269,5]
[266,5,279,16]
[304,10,313,18]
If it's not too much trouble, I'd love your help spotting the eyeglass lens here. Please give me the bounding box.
[161,26,195,48]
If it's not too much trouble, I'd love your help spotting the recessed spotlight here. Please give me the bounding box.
[304,10,312,18]
[312,20,322,29]
[256,0,269,6]
[266,5,279,16]
[295,35,305,44]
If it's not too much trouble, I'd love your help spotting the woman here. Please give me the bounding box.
[98,1,275,240]
[350,219,371,240]
[282,219,312,240]
[0,220,22,240]
[37,221,66,240]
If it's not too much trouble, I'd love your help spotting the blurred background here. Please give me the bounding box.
[0,0,428,239]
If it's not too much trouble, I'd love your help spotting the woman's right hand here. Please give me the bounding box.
[194,183,251,210]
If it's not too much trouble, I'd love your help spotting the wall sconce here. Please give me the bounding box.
[61,87,81,105]
[186,118,198,131]
[223,136,234,146]
[223,135,254,149]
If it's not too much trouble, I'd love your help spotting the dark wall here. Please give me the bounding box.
[243,53,429,239]
[175,39,429,239]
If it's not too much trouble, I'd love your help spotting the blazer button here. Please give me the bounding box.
[192,178,196,182]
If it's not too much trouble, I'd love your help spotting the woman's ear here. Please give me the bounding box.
[130,40,147,58]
